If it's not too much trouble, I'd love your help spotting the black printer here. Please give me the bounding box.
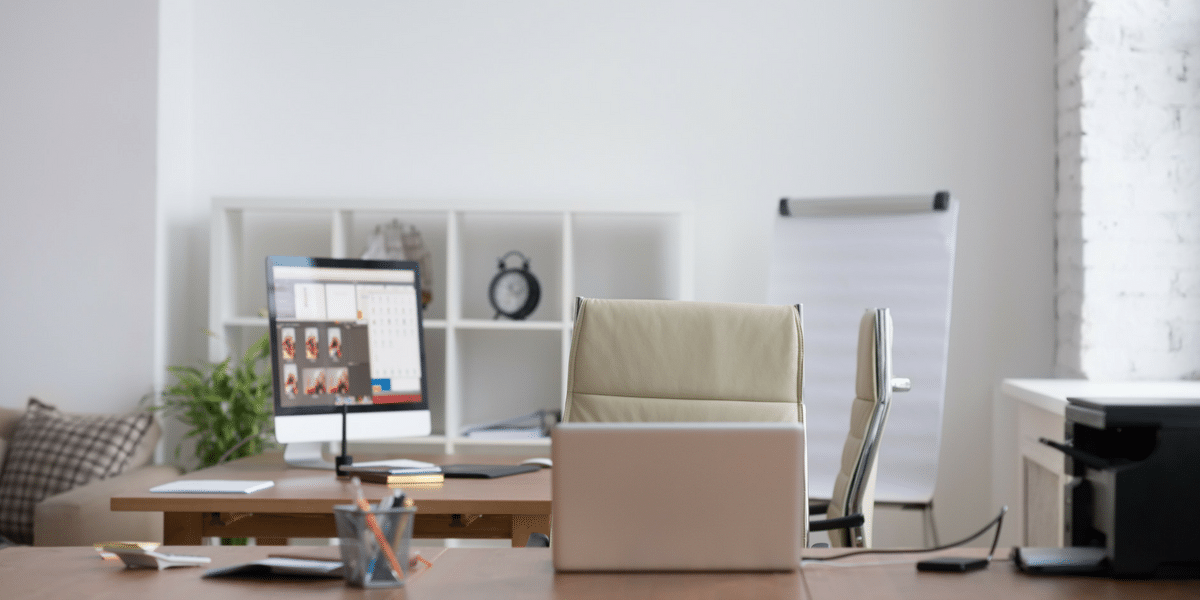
[1042,396,1200,578]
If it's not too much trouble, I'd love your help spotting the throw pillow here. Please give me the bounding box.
[0,398,153,544]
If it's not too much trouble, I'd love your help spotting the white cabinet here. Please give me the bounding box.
[998,378,1200,547]
[209,198,693,453]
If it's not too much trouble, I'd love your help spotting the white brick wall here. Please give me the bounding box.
[1056,0,1200,379]
[1056,0,1087,377]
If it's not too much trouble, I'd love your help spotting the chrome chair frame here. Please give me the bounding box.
[832,308,910,547]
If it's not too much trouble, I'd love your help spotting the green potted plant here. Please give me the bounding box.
[153,332,276,470]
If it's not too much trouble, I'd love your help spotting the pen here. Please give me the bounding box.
[367,488,412,578]
[350,478,378,569]
[351,477,404,579]
[367,489,398,576]
[391,487,412,508]
[378,490,397,511]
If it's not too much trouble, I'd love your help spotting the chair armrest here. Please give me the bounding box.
[33,465,182,546]
[808,513,865,532]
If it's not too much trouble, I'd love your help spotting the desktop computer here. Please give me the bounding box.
[265,255,432,469]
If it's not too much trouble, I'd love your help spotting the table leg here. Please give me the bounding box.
[510,514,551,548]
[163,512,204,545]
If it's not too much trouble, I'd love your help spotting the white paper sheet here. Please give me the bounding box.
[767,197,958,504]
[149,479,275,494]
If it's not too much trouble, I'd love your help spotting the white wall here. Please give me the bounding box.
[0,0,158,414]
[0,0,1056,545]
[162,0,1056,543]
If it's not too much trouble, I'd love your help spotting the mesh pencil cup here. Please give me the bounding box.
[333,503,417,588]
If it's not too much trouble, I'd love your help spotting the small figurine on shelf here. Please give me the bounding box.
[362,219,433,308]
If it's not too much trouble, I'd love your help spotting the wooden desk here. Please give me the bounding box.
[800,548,1197,600]
[110,452,551,547]
[3,546,1197,600]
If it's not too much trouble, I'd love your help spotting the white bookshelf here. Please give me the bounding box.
[209,198,694,453]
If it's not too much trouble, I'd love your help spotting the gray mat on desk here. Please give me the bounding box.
[440,464,540,478]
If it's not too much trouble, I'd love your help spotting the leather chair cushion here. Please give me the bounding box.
[565,298,803,423]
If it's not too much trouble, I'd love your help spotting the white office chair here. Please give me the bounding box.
[818,308,910,547]
[562,298,806,544]
[768,193,956,545]
[563,298,898,547]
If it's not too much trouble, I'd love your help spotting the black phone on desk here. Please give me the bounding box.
[916,556,989,572]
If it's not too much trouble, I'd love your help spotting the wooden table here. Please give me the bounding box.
[110,452,551,547]
[799,548,1197,600]
[4,546,1197,600]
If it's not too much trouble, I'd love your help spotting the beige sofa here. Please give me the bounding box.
[0,406,181,546]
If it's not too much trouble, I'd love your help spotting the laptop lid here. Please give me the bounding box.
[551,422,806,572]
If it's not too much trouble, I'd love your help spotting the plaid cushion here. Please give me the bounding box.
[0,398,152,544]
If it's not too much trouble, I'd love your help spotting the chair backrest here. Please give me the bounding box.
[551,422,807,572]
[563,298,804,424]
[826,308,902,547]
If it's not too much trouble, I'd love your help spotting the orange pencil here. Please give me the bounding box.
[350,477,405,578]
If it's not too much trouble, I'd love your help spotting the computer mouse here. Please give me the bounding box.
[520,457,552,469]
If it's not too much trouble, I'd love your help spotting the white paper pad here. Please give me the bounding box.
[768,198,958,504]
[149,479,275,494]
[352,458,436,469]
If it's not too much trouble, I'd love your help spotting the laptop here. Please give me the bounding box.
[551,422,806,572]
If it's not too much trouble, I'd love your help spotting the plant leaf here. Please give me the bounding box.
[160,332,275,469]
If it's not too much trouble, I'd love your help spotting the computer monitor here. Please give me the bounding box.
[265,255,432,469]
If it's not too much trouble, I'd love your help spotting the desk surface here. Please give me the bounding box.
[112,452,551,515]
[799,549,1197,600]
[3,546,1197,600]
[111,453,551,545]
[1001,378,1200,415]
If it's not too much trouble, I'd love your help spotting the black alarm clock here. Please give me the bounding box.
[489,251,541,320]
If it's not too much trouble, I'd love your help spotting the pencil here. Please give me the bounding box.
[350,478,404,579]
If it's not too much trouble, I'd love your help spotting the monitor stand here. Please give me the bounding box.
[283,441,340,470]
[283,403,438,472]
[285,406,357,472]
[282,442,436,470]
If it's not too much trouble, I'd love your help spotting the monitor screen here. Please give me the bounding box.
[266,256,431,465]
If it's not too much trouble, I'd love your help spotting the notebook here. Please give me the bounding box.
[338,466,445,485]
[203,557,344,579]
[551,422,806,572]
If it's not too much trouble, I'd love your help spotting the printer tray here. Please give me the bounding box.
[1012,547,1107,575]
